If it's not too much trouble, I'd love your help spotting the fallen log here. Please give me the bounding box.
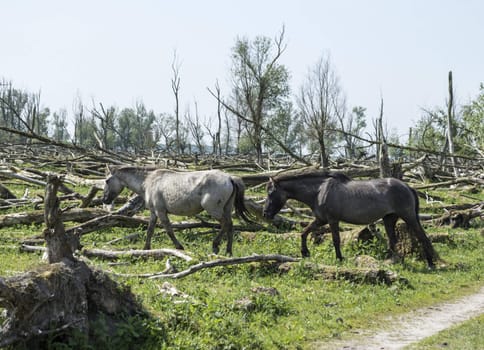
[0,168,74,194]
[413,177,484,190]
[240,166,385,187]
[0,208,108,228]
[66,212,262,238]
[278,261,407,285]
[434,205,484,228]
[110,254,301,279]
[82,248,193,262]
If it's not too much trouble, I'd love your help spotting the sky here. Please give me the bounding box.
[1,0,483,140]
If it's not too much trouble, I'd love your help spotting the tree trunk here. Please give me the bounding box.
[319,136,329,168]
[377,98,392,178]
[447,71,458,177]
[43,175,78,263]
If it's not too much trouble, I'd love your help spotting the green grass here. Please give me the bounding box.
[405,313,484,350]
[0,179,483,349]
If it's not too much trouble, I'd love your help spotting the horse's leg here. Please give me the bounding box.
[383,214,399,260]
[157,210,184,250]
[403,217,436,268]
[214,216,233,256]
[301,219,322,257]
[208,192,234,255]
[329,221,343,261]
[225,219,234,255]
[144,211,157,250]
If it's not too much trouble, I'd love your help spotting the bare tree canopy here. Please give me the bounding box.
[297,53,346,168]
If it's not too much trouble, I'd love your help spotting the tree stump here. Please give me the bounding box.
[0,175,147,348]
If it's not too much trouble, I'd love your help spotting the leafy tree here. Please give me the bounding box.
[409,109,448,152]
[50,109,70,142]
[228,27,291,163]
[0,80,49,142]
[461,83,484,155]
[263,101,303,155]
[116,102,156,153]
[116,108,134,152]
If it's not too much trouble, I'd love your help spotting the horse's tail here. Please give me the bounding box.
[409,184,440,262]
[230,176,254,224]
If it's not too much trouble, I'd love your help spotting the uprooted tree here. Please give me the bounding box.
[0,175,147,348]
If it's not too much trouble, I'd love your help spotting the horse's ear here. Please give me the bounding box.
[268,177,276,187]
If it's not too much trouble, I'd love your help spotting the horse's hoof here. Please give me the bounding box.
[301,250,310,258]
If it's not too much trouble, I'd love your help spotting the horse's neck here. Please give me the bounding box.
[120,171,147,197]
[282,179,320,208]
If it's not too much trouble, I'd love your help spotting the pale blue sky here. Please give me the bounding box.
[2,0,483,138]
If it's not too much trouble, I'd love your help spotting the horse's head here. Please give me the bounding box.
[102,167,124,204]
[263,178,287,220]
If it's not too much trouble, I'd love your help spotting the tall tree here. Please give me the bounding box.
[338,106,367,159]
[409,108,447,152]
[72,94,94,147]
[154,113,177,153]
[228,27,290,164]
[50,109,70,142]
[0,80,49,142]
[263,101,303,155]
[116,102,156,153]
[461,83,484,156]
[171,50,182,155]
[214,81,223,156]
[186,102,205,154]
[91,103,117,150]
[446,71,458,176]
[297,53,344,167]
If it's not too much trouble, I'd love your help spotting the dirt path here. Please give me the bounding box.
[315,285,484,350]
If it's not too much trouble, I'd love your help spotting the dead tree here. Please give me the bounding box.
[377,98,392,178]
[446,71,458,177]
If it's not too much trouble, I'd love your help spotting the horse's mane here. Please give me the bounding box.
[111,165,159,174]
[272,167,351,183]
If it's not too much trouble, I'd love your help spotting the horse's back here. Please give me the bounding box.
[318,177,417,224]
[145,169,234,216]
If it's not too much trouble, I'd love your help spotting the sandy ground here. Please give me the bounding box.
[314,285,484,350]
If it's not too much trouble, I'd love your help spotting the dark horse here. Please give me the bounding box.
[262,170,437,268]
[102,165,252,255]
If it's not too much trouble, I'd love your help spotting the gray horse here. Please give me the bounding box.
[262,170,437,268]
[102,165,252,255]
